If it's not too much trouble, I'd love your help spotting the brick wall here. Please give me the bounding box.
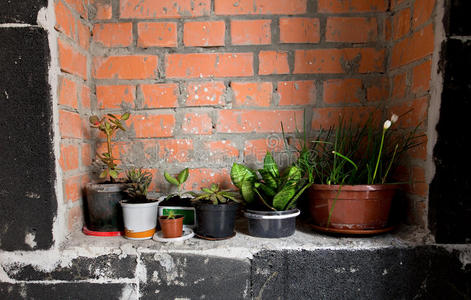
[387,0,435,226]
[54,0,437,233]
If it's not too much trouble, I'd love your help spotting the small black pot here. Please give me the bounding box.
[244,209,300,238]
[194,202,239,239]
[85,183,126,232]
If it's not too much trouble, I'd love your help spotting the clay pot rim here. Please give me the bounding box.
[310,183,400,191]
[86,182,127,192]
[159,215,184,220]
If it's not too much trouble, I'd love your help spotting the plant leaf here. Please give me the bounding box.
[272,186,296,211]
[109,169,119,179]
[258,169,278,190]
[177,168,189,184]
[256,182,276,198]
[230,163,257,188]
[164,171,180,186]
[202,187,213,194]
[282,166,302,187]
[99,169,108,178]
[121,112,130,120]
[240,180,255,203]
[263,152,279,178]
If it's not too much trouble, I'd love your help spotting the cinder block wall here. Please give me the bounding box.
[53,0,437,234]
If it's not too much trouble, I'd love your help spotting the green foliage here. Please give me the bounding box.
[300,111,423,185]
[164,168,195,199]
[89,113,130,182]
[230,152,311,211]
[125,168,152,203]
[192,183,241,205]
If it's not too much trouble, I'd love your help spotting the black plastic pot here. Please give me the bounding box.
[194,202,239,239]
[244,208,300,238]
[85,183,126,232]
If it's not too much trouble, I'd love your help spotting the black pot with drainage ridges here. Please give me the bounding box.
[244,208,300,238]
[194,202,239,239]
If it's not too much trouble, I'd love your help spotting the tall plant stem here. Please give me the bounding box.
[371,128,386,184]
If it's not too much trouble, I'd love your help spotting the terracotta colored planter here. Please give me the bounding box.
[159,215,184,238]
[308,184,396,230]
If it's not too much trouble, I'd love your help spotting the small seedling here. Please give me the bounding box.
[164,168,195,199]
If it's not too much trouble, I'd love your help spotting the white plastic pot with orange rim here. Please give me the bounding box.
[120,200,160,240]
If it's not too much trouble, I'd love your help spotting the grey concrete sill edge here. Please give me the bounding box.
[62,221,434,259]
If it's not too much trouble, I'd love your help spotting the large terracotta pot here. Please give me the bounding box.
[308,184,396,230]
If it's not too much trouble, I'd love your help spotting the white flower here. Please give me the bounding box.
[383,120,392,130]
[391,114,399,123]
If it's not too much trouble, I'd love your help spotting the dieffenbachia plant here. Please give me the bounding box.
[230,152,312,211]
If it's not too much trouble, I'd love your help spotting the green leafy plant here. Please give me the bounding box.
[305,111,423,186]
[231,152,312,211]
[164,168,195,199]
[192,183,241,205]
[89,112,130,182]
[125,168,152,203]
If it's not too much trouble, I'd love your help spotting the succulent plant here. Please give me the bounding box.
[125,168,152,203]
[89,112,130,181]
[193,183,241,205]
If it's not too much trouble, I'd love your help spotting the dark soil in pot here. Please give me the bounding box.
[194,202,239,239]
[85,182,127,232]
[159,195,192,206]
[244,208,300,238]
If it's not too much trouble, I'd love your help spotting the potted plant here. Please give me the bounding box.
[231,152,312,238]
[159,210,184,238]
[192,183,241,239]
[306,113,422,233]
[120,168,159,240]
[84,113,130,235]
[158,168,196,228]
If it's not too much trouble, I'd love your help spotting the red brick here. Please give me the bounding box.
[294,48,385,74]
[413,0,435,29]
[244,138,285,162]
[59,110,82,138]
[132,114,175,138]
[60,144,79,171]
[158,139,193,163]
[231,19,271,45]
[81,144,92,167]
[389,97,429,129]
[279,18,320,44]
[391,0,407,10]
[58,39,87,80]
[318,0,388,13]
[96,141,128,161]
[259,51,289,75]
[67,205,82,232]
[64,175,82,203]
[217,110,303,133]
[93,23,133,47]
[391,23,434,68]
[366,77,389,101]
[232,82,272,107]
[392,73,407,99]
[326,17,377,43]
[215,0,306,15]
[96,85,136,109]
[141,83,179,108]
[58,76,78,108]
[407,134,427,160]
[182,168,233,191]
[323,79,362,104]
[81,85,91,109]
[166,53,253,78]
[312,107,375,129]
[412,60,432,94]
[137,22,177,48]
[120,0,211,18]
[182,112,213,135]
[393,8,411,40]
[185,82,226,106]
[55,1,75,40]
[204,140,239,161]
[409,166,428,197]
[93,55,158,80]
[76,20,90,50]
[385,17,392,41]
[278,80,316,105]
[63,0,88,19]
[91,0,112,20]
[184,21,225,47]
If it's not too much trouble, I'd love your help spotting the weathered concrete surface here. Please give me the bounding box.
[0,0,47,24]
[0,26,56,251]
[140,253,251,299]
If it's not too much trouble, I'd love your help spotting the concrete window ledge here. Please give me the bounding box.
[2,222,470,299]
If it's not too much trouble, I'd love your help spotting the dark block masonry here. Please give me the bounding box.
[0,0,48,24]
[0,27,56,250]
